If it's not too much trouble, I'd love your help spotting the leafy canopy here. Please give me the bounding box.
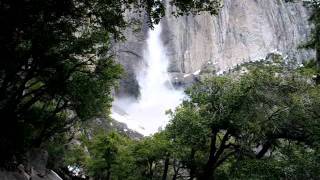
[0,0,222,164]
[65,55,320,179]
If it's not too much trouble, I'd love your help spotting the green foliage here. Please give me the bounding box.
[63,56,320,180]
[3,0,320,179]
[165,56,320,179]
[131,132,172,179]
[169,0,221,16]
[231,143,320,179]
[85,132,120,179]
[0,0,222,165]
[0,0,125,164]
[300,0,320,81]
[305,0,320,50]
[167,105,209,149]
[75,57,319,179]
[65,132,116,179]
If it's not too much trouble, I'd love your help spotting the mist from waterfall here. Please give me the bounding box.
[111,24,185,136]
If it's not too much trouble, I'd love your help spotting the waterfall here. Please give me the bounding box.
[112,24,185,136]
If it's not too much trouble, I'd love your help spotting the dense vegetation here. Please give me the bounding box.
[1,0,320,179]
[0,0,220,164]
[65,55,320,179]
[302,0,320,82]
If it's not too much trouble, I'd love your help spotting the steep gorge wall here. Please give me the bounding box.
[162,0,314,74]
[116,0,314,96]
[112,11,149,98]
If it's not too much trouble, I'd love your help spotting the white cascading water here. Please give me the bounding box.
[111,24,184,136]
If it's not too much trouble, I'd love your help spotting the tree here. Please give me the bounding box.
[63,55,320,179]
[166,106,210,179]
[131,132,171,180]
[230,141,320,179]
[309,0,320,69]
[166,55,320,179]
[66,131,172,180]
[299,0,320,82]
[85,132,121,180]
[0,0,123,164]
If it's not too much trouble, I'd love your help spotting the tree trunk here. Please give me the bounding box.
[106,170,111,180]
[316,48,320,84]
[256,141,272,159]
[148,160,154,180]
[162,154,170,180]
[199,130,218,180]
[189,148,196,180]
[200,131,229,180]
[172,171,178,180]
[200,141,216,179]
[172,159,179,180]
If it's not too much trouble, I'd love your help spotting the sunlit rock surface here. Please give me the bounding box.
[116,0,314,96]
[162,0,314,73]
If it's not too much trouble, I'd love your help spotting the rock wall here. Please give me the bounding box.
[0,149,62,180]
[112,11,149,98]
[114,0,314,96]
[162,0,314,74]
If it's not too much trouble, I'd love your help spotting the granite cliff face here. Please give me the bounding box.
[112,11,149,98]
[0,149,62,180]
[162,0,314,74]
[116,0,314,96]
